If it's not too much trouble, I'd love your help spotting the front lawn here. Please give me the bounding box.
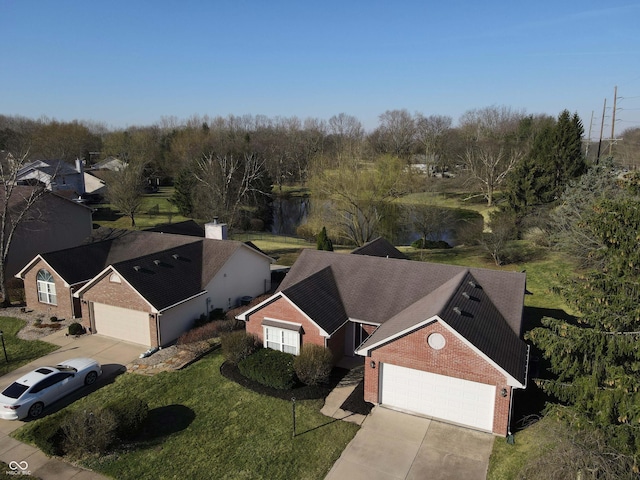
[14,351,359,480]
[0,317,58,377]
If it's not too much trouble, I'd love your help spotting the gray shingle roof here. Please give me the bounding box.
[277,249,528,384]
[351,237,408,259]
[282,267,349,335]
[37,230,201,285]
[108,239,243,311]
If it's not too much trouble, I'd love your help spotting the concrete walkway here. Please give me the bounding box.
[325,407,495,480]
[0,329,144,479]
[321,362,367,425]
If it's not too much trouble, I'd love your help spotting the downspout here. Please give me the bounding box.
[155,313,162,349]
[507,345,530,443]
[69,286,75,319]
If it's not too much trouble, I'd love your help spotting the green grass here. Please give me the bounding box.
[0,317,58,376]
[13,351,359,480]
[93,186,190,229]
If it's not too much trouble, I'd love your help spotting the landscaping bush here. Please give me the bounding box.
[294,344,334,386]
[411,238,452,249]
[177,319,238,345]
[238,348,297,390]
[221,331,260,365]
[50,316,58,322]
[29,411,72,456]
[61,408,118,457]
[68,322,84,335]
[104,396,149,440]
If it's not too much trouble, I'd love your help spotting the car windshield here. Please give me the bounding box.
[1,382,29,399]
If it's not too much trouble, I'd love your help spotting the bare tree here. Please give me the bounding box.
[414,114,452,175]
[459,105,526,206]
[328,113,364,162]
[192,151,269,229]
[0,151,49,304]
[371,109,416,160]
[105,162,146,227]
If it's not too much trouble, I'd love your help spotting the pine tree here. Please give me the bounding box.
[169,167,196,217]
[527,177,640,456]
[316,226,333,251]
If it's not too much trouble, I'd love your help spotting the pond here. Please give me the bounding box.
[269,196,481,246]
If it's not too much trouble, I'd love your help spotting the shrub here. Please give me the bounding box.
[50,316,58,322]
[68,322,84,336]
[104,397,148,440]
[178,319,240,345]
[61,408,118,457]
[221,331,260,365]
[294,344,334,386]
[238,348,297,390]
[30,411,72,456]
[411,238,452,249]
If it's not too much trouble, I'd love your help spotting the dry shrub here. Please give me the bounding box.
[177,319,238,345]
[61,409,118,458]
[518,414,636,480]
[221,331,260,365]
[294,344,333,386]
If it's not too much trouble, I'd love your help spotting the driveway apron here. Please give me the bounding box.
[326,406,494,480]
[0,330,143,479]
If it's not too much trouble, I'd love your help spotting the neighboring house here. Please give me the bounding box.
[351,237,407,259]
[5,187,93,279]
[91,157,126,172]
[16,159,86,195]
[238,249,529,436]
[16,222,273,348]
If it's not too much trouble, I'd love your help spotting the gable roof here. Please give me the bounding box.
[275,249,528,384]
[281,266,349,335]
[106,239,243,311]
[17,159,79,179]
[19,230,200,285]
[278,249,525,333]
[351,237,407,260]
[145,220,205,237]
[357,270,528,384]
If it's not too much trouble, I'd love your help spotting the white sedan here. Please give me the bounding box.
[0,358,102,420]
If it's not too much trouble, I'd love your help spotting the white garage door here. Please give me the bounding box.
[93,303,151,346]
[381,363,495,432]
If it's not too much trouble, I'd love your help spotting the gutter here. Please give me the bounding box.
[157,290,208,313]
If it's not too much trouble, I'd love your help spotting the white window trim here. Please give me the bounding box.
[36,270,57,305]
[263,325,300,355]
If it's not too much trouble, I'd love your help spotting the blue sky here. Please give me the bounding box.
[2,1,639,137]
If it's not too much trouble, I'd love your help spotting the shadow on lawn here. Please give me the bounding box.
[137,405,195,441]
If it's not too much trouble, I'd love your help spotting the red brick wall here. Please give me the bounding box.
[363,321,513,436]
[79,271,156,345]
[246,296,342,359]
[22,261,75,320]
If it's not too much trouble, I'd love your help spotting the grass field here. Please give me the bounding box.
[0,318,59,376]
[14,351,359,480]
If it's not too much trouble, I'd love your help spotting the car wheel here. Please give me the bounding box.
[84,371,98,386]
[28,402,44,419]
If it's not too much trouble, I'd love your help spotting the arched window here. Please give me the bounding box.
[36,270,57,305]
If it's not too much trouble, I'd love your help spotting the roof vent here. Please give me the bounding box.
[462,292,470,299]
[453,306,462,315]
[172,254,180,260]
[468,280,477,288]
[154,259,161,265]
[133,265,141,271]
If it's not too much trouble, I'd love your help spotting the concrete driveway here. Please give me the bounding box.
[326,406,495,480]
[0,330,144,479]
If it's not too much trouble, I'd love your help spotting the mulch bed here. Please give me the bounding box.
[340,380,374,415]
[220,361,349,401]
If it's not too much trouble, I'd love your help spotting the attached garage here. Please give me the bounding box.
[92,303,151,346]
[380,363,496,432]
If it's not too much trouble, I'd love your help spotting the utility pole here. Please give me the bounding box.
[596,98,607,164]
[585,110,594,160]
[609,85,618,156]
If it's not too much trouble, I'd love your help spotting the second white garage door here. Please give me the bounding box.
[381,363,496,432]
[93,303,151,346]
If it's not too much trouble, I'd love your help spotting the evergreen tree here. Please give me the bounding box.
[169,167,196,217]
[316,226,333,251]
[527,177,640,458]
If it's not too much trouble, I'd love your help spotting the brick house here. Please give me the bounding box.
[238,248,529,436]
[17,222,273,347]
